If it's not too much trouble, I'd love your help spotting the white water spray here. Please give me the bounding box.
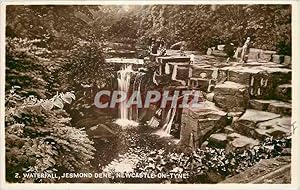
[114,65,139,128]
[155,102,177,137]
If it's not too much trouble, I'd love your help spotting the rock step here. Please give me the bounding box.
[249,99,291,116]
[199,65,291,99]
[233,109,291,140]
[180,101,228,150]
[207,132,259,152]
[214,81,249,112]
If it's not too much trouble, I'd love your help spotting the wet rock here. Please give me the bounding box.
[226,133,259,152]
[233,109,281,138]
[275,84,291,101]
[200,141,209,149]
[147,116,160,128]
[208,133,228,148]
[214,81,250,112]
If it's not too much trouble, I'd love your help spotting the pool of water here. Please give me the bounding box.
[90,120,179,183]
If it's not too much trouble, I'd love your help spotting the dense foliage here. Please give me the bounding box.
[133,136,291,183]
[64,41,114,90]
[5,88,95,182]
[136,5,291,54]
[6,5,291,54]
[6,37,60,99]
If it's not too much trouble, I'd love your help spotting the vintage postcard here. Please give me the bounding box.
[0,1,299,190]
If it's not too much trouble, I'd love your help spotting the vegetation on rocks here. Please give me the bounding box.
[133,136,291,183]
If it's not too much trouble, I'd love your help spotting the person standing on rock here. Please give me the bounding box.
[240,37,251,64]
[158,39,167,56]
[170,41,187,56]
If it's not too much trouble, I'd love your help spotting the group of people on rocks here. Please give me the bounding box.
[147,36,252,64]
[148,37,167,56]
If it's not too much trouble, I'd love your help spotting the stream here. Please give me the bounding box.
[89,118,180,183]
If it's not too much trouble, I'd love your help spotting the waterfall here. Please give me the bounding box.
[163,106,177,134]
[114,65,139,128]
[130,72,144,121]
[155,102,177,137]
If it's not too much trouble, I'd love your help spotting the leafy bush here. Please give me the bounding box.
[6,37,61,99]
[65,41,114,89]
[5,88,96,182]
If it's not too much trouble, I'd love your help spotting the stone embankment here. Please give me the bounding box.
[148,49,292,183]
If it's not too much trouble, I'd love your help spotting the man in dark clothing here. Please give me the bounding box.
[224,42,236,63]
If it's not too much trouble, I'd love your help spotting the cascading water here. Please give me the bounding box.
[155,102,178,137]
[114,64,139,128]
[163,107,177,134]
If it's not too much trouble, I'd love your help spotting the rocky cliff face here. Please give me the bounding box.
[150,51,291,159]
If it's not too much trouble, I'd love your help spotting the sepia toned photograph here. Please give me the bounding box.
[1,2,297,187]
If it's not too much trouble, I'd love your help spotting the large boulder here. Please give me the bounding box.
[221,66,260,85]
[233,109,281,138]
[208,133,228,148]
[226,133,259,152]
[255,117,291,140]
[180,101,227,150]
[214,81,250,112]
[272,54,285,64]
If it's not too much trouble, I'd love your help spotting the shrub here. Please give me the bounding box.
[5,88,96,182]
[6,37,58,99]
